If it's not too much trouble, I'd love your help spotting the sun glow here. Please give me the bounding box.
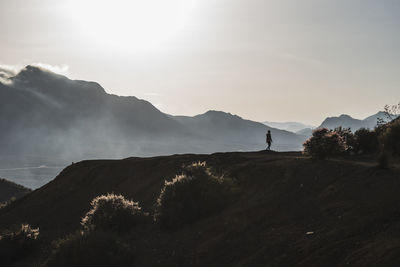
[67,0,197,51]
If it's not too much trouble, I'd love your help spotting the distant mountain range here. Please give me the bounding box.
[0,66,305,187]
[319,112,390,131]
[263,121,314,133]
[1,65,393,188]
[0,65,304,156]
[265,112,392,137]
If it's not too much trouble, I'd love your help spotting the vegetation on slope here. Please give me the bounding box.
[303,114,400,165]
[1,150,400,266]
[0,178,31,203]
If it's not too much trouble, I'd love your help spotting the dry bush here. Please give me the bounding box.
[46,231,133,267]
[0,224,40,265]
[155,162,238,229]
[81,193,148,233]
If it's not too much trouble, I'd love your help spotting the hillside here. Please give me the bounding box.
[0,178,31,202]
[1,151,400,266]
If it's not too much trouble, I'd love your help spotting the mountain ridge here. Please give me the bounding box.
[319,111,389,131]
[263,121,314,133]
[0,66,305,188]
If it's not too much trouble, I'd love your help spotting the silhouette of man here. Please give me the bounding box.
[266,130,272,150]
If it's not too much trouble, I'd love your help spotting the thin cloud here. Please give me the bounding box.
[0,64,19,84]
[31,63,69,76]
[0,64,19,76]
[0,63,70,85]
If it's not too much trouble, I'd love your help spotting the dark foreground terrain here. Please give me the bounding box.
[1,151,400,266]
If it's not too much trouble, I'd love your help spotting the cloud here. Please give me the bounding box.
[0,63,70,85]
[31,63,70,76]
[0,64,20,84]
[0,64,19,76]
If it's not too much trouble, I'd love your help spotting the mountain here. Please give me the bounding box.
[0,65,187,156]
[319,112,389,131]
[0,66,305,188]
[0,178,31,202]
[296,127,313,137]
[296,112,394,138]
[174,111,305,152]
[263,121,314,133]
[1,151,400,266]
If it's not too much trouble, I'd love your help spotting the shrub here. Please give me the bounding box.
[155,162,237,229]
[46,231,133,267]
[81,193,148,233]
[0,196,17,209]
[303,128,346,159]
[353,128,379,154]
[379,118,400,156]
[0,224,40,265]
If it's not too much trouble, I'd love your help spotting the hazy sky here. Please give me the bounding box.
[1,0,399,125]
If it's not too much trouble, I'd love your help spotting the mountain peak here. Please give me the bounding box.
[9,65,107,96]
[13,65,64,83]
[203,110,239,118]
[338,114,352,119]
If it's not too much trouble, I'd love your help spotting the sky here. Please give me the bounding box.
[1,0,399,125]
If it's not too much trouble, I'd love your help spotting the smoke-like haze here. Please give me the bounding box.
[0,65,305,188]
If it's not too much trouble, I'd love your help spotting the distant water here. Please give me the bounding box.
[0,165,65,189]
[0,155,72,189]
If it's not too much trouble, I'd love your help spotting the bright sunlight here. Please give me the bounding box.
[67,0,197,51]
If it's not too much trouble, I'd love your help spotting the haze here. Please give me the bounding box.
[1,0,399,125]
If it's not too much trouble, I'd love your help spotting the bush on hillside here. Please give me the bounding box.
[303,128,347,159]
[379,118,400,156]
[155,162,237,229]
[0,201,7,209]
[353,128,379,154]
[46,230,133,267]
[0,196,17,210]
[81,193,148,233]
[0,224,40,265]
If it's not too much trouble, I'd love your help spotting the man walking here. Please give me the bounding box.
[266,130,272,150]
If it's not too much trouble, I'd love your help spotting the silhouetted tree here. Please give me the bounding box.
[353,128,379,154]
[379,118,400,156]
[303,128,347,159]
[378,102,400,125]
